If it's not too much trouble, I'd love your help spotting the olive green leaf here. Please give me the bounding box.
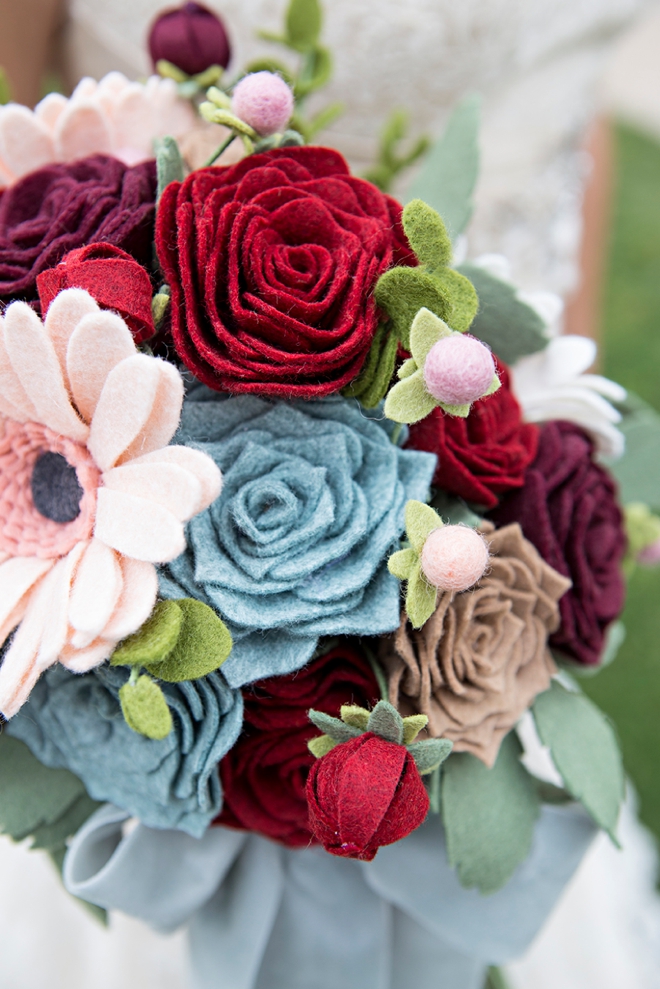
[384,369,437,425]
[308,734,338,758]
[406,557,439,630]
[144,599,233,683]
[405,499,442,553]
[111,599,183,668]
[434,267,479,332]
[344,323,398,408]
[402,199,452,272]
[402,714,429,745]
[388,547,418,581]
[199,103,257,137]
[119,676,173,740]
[286,0,322,52]
[340,705,371,731]
[375,267,452,350]
[409,307,452,366]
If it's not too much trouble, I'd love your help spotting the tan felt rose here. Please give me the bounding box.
[381,523,571,767]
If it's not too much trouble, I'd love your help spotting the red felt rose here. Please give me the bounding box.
[156,146,414,399]
[37,243,156,343]
[489,421,626,665]
[407,361,539,508]
[306,732,429,861]
[215,644,379,846]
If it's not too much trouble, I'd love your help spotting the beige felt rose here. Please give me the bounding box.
[381,522,571,767]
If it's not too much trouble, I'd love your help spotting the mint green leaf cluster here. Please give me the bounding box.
[388,500,444,629]
[363,108,430,194]
[308,699,453,775]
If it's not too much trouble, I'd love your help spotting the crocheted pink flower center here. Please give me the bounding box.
[0,420,99,559]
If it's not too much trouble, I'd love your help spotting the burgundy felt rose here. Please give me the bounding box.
[407,361,539,508]
[37,243,156,343]
[490,421,626,665]
[148,1,231,75]
[215,644,379,846]
[156,146,414,399]
[0,155,157,307]
[306,732,429,861]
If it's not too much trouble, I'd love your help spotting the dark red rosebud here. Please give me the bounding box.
[37,243,156,344]
[306,731,429,861]
[148,2,231,76]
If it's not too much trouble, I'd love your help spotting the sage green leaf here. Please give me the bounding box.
[308,735,338,758]
[384,370,436,425]
[405,94,481,241]
[442,731,540,893]
[434,267,479,332]
[402,714,429,744]
[375,267,452,349]
[388,547,418,581]
[155,136,184,201]
[559,621,626,677]
[397,357,417,380]
[532,680,624,842]
[409,307,451,366]
[604,395,660,511]
[296,45,332,97]
[405,499,442,552]
[111,599,183,668]
[199,104,257,136]
[30,792,100,852]
[439,400,471,418]
[402,199,452,272]
[119,676,173,740]
[286,0,322,51]
[144,598,232,682]
[340,705,371,730]
[408,737,453,774]
[306,101,343,138]
[406,558,438,629]
[428,490,482,528]
[367,700,404,744]
[345,323,398,408]
[457,264,548,364]
[308,709,362,742]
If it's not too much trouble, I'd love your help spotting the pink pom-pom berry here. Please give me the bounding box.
[423,334,495,407]
[231,72,294,136]
[421,525,489,592]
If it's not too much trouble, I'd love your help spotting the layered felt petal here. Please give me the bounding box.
[129,445,222,513]
[0,556,54,643]
[0,104,55,180]
[54,100,114,161]
[67,310,137,423]
[44,288,100,383]
[102,557,158,642]
[68,539,123,648]
[95,487,186,562]
[102,462,203,521]
[0,321,39,423]
[59,637,114,673]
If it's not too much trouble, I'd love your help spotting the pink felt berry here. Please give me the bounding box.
[423,334,495,406]
[231,72,294,136]
[421,525,489,592]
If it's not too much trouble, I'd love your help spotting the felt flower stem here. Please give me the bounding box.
[202,131,238,168]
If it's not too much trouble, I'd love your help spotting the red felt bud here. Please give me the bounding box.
[37,243,156,344]
[306,732,429,861]
[148,2,231,76]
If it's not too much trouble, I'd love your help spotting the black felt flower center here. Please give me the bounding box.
[31,451,83,523]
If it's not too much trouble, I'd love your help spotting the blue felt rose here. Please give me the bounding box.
[6,665,242,837]
[159,389,436,686]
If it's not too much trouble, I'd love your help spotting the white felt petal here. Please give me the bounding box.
[120,360,184,463]
[547,336,597,381]
[94,488,186,563]
[580,374,628,404]
[0,320,38,422]
[36,544,86,664]
[0,105,55,179]
[44,288,99,381]
[34,92,68,129]
[0,556,53,644]
[67,311,137,423]
[3,302,88,442]
[60,638,113,673]
[88,354,162,471]
[102,462,203,521]
[68,539,123,648]
[54,100,113,161]
[102,557,158,642]
[129,445,223,512]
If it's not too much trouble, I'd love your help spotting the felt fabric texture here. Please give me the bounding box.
[111,599,183,667]
[232,73,294,137]
[307,731,430,861]
[148,2,231,75]
[119,673,174,740]
[159,387,435,686]
[420,524,489,591]
[37,243,156,343]
[6,663,243,837]
[489,421,627,666]
[215,644,379,846]
[155,146,415,399]
[407,361,539,509]
[424,335,496,406]
[144,598,233,683]
[382,523,571,767]
[30,451,83,523]
[0,156,157,307]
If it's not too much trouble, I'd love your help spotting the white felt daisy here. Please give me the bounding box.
[0,72,196,186]
[0,289,222,718]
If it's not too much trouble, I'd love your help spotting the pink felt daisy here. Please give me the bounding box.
[0,289,222,718]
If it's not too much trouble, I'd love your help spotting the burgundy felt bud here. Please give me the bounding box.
[306,732,429,861]
[148,1,231,76]
[37,243,156,344]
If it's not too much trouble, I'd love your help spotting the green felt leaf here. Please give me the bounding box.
[604,395,660,511]
[308,735,338,758]
[402,199,452,272]
[340,705,371,730]
[375,267,452,350]
[345,323,398,408]
[457,264,548,364]
[199,104,257,136]
[296,45,332,97]
[157,59,187,83]
[439,399,471,418]
[428,489,482,528]
[405,94,480,241]
[442,731,540,893]
[0,735,86,842]
[406,558,438,630]
[532,680,624,842]
[388,547,418,581]
[408,737,453,774]
[286,0,322,51]
[405,499,442,553]
[243,58,295,85]
[306,100,343,138]
[111,599,183,668]
[560,621,626,677]
[409,307,450,366]
[119,676,173,740]
[402,714,429,744]
[155,136,184,202]
[205,86,231,109]
[152,290,171,329]
[433,267,479,333]
[397,357,417,379]
[367,700,404,744]
[384,370,437,425]
[193,66,224,89]
[308,709,362,742]
[30,792,100,852]
[144,598,232,682]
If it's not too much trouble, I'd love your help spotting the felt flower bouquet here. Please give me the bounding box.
[1,2,658,987]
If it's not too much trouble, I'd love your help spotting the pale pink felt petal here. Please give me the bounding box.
[88,354,162,471]
[55,100,113,162]
[0,391,30,424]
[102,462,203,521]
[95,488,186,562]
[71,77,98,100]
[36,544,87,664]
[67,311,136,423]
[97,72,130,98]
[60,637,113,673]
[120,359,184,464]
[0,556,54,644]
[102,557,158,642]
[129,445,222,512]
[113,85,152,156]
[0,318,39,422]
[68,539,122,648]
[3,302,88,442]
[0,104,55,179]
[44,288,99,382]
[34,92,68,130]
